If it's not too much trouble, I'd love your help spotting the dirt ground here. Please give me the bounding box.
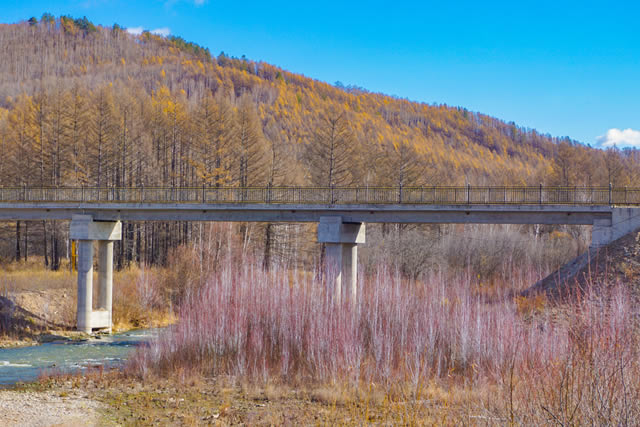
[0,288,81,348]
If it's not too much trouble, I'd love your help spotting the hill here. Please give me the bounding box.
[1,15,637,190]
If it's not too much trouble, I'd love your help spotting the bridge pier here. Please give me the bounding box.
[318,217,365,303]
[70,215,121,333]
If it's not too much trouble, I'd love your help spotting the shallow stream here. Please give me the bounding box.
[0,329,156,386]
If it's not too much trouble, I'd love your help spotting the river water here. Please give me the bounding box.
[0,329,157,386]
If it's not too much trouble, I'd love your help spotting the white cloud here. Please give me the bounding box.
[597,128,640,148]
[126,26,144,35]
[126,27,171,37]
[151,27,171,37]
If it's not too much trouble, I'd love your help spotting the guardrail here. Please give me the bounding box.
[0,185,637,205]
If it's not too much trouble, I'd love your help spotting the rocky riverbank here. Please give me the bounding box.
[0,389,103,426]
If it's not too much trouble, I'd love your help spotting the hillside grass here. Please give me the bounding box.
[0,259,175,344]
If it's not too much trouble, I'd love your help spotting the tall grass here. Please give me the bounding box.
[127,253,567,384]
[129,246,640,421]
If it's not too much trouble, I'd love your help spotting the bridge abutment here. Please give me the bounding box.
[590,208,640,249]
[318,217,365,303]
[70,215,121,333]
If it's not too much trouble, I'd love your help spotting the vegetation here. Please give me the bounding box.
[0,15,637,268]
[121,247,640,424]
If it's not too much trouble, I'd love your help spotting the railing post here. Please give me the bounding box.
[539,183,542,204]
[467,183,471,204]
[81,186,85,202]
[609,182,612,205]
[625,186,628,204]
[202,184,205,203]
[398,184,403,204]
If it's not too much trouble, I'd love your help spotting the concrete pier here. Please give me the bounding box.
[76,240,94,334]
[97,241,114,332]
[318,217,365,303]
[70,215,121,333]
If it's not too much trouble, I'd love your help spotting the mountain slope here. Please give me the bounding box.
[0,16,634,190]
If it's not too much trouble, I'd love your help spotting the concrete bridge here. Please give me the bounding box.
[1,185,640,333]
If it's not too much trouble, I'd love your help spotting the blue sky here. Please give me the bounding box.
[3,0,639,147]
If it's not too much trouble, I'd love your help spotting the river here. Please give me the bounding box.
[0,329,157,386]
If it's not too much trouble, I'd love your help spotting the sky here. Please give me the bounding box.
[2,0,639,148]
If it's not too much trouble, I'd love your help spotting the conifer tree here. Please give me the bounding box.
[307,107,356,188]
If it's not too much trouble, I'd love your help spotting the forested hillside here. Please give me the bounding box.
[0,15,637,268]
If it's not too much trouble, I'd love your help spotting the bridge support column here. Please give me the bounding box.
[70,215,121,333]
[76,240,94,334]
[318,217,365,304]
[97,241,114,332]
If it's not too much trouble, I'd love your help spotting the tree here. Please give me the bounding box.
[382,138,425,188]
[552,141,577,186]
[233,93,266,187]
[603,146,626,186]
[194,91,234,186]
[307,107,356,187]
[89,85,117,187]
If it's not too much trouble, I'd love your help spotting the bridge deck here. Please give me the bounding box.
[0,186,635,224]
[0,202,615,224]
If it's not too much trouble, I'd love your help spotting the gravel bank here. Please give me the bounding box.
[0,390,104,426]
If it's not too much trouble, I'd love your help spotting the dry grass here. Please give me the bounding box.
[29,370,496,425]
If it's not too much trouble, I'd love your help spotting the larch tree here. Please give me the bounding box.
[306,107,356,188]
[89,85,117,187]
[194,91,234,186]
[233,93,266,188]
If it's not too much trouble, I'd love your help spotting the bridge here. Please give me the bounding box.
[1,185,640,333]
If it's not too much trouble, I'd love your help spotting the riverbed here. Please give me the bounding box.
[0,329,157,386]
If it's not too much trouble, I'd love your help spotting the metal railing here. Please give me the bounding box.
[0,185,638,205]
